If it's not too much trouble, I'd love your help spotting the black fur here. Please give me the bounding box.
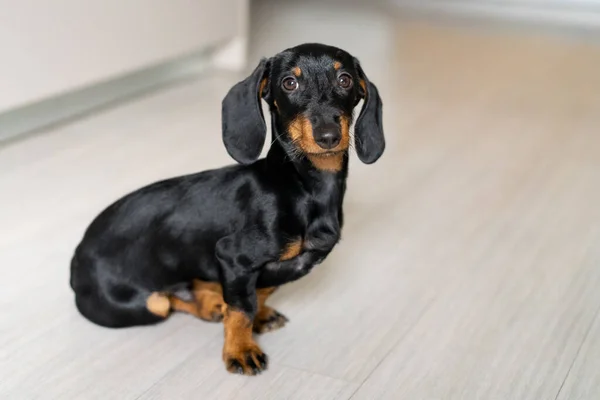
[70,43,384,329]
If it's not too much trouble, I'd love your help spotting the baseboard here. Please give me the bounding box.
[391,0,600,29]
[0,47,217,144]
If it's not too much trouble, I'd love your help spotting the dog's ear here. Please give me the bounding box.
[353,59,385,164]
[222,58,270,164]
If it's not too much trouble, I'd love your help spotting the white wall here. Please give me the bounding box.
[0,0,248,113]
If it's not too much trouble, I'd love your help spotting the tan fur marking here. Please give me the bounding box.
[307,153,345,172]
[166,280,224,322]
[359,78,367,94]
[192,279,222,294]
[168,296,198,315]
[193,292,224,321]
[292,66,302,77]
[223,306,253,356]
[146,292,170,318]
[333,61,342,70]
[259,78,267,97]
[280,239,303,261]
[288,116,321,154]
[222,306,266,374]
[287,117,307,145]
[340,115,351,149]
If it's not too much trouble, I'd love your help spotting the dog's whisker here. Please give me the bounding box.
[270,131,287,146]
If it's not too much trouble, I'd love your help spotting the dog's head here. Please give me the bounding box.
[222,43,384,170]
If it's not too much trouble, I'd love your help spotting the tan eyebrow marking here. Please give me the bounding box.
[333,61,342,70]
[292,66,302,77]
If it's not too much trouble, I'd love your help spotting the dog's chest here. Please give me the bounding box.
[294,185,344,246]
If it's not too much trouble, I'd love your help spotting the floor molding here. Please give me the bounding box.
[0,48,216,144]
[391,0,600,29]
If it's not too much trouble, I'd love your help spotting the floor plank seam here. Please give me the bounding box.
[346,299,435,399]
[553,303,600,400]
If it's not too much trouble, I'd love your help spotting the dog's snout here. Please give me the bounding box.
[314,123,341,150]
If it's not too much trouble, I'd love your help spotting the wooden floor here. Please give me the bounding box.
[2,3,600,399]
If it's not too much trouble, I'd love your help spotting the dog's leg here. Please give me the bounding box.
[167,280,224,322]
[257,221,341,288]
[257,249,329,288]
[191,280,224,322]
[216,234,272,375]
[190,281,285,331]
[253,287,288,334]
[179,280,285,332]
[221,303,267,375]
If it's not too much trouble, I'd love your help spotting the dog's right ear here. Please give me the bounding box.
[222,58,270,164]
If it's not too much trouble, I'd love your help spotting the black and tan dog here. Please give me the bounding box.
[70,43,384,375]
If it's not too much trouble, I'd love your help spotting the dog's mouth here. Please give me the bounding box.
[303,148,347,172]
[305,149,346,158]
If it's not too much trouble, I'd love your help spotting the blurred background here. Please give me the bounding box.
[1,1,600,399]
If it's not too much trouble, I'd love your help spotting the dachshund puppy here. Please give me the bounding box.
[70,43,385,375]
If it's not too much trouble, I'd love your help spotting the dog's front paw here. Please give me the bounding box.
[223,344,268,375]
[253,307,289,334]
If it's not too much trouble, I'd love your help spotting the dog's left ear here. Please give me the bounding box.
[222,58,270,164]
[353,59,385,164]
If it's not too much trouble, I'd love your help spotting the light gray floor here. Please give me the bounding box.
[2,2,600,399]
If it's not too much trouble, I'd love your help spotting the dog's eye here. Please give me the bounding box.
[338,73,353,89]
[282,77,298,92]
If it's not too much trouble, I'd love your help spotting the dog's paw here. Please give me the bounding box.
[195,290,224,322]
[199,301,224,323]
[224,345,268,375]
[253,307,289,334]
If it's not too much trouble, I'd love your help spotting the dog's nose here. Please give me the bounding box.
[314,128,341,150]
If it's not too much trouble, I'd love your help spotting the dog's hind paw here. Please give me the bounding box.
[253,307,289,334]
